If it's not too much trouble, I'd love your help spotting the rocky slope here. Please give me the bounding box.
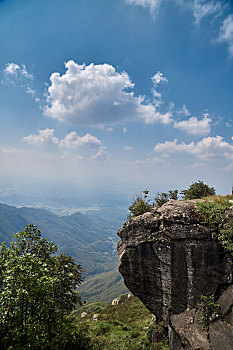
[117,200,233,350]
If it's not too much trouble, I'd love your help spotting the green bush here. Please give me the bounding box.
[154,190,178,207]
[128,190,151,218]
[196,200,231,229]
[181,181,215,199]
[195,200,233,254]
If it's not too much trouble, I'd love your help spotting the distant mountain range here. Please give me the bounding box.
[0,202,129,301]
[0,202,120,276]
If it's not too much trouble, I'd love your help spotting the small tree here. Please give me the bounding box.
[0,224,91,350]
[154,190,179,207]
[181,181,215,200]
[128,190,151,218]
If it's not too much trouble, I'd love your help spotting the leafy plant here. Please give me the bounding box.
[195,200,231,229]
[218,220,233,254]
[154,190,178,207]
[198,294,220,334]
[181,181,215,200]
[128,190,151,218]
[195,199,233,254]
[0,224,92,350]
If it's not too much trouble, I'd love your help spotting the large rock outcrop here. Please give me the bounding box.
[117,200,233,350]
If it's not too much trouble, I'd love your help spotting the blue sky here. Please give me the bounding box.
[0,0,233,197]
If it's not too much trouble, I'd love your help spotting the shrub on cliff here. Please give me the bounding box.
[181,181,215,199]
[154,190,179,207]
[128,190,151,218]
[196,199,233,254]
[0,224,92,350]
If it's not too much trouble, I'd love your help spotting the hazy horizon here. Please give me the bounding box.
[1,0,233,202]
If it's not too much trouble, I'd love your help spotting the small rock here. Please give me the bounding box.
[81,312,87,318]
[111,297,120,305]
[93,313,98,321]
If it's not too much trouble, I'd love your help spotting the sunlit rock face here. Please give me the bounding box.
[117,200,233,350]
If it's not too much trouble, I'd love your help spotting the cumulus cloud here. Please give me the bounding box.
[44,60,172,127]
[174,114,211,135]
[59,132,102,149]
[154,135,233,160]
[22,128,108,160]
[218,15,233,56]
[91,148,109,161]
[22,129,59,145]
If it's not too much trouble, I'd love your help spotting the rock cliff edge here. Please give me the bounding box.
[117,200,233,350]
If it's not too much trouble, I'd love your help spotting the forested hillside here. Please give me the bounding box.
[0,203,118,277]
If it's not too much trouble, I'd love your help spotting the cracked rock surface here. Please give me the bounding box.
[117,200,233,350]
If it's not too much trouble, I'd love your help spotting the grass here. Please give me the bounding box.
[73,295,169,350]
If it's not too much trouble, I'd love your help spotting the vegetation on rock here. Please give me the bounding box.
[0,224,92,350]
[198,294,220,334]
[196,197,233,254]
[181,180,215,199]
[128,190,151,218]
[154,190,178,207]
[128,181,217,217]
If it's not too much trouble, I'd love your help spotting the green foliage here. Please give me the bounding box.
[128,190,151,218]
[218,220,233,254]
[75,295,169,350]
[195,200,233,254]
[198,294,220,332]
[154,190,178,207]
[181,181,215,199]
[128,189,179,216]
[196,200,231,229]
[0,224,92,350]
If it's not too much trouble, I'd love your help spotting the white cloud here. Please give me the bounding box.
[4,63,33,80]
[4,63,20,76]
[151,71,168,85]
[3,62,39,102]
[125,0,163,14]
[91,148,109,161]
[174,114,211,135]
[59,132,102,150]
[44,60,172,127]
[151,71,168,108]
[154,135,233,160]
[21,64,34,80]
[123,127,127,134]
[176,104,190,117]
[22,129,108,160]
[123,145,133,151]
[218,15,233,56]
[192,0,221,25]
[22,129,59,145]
